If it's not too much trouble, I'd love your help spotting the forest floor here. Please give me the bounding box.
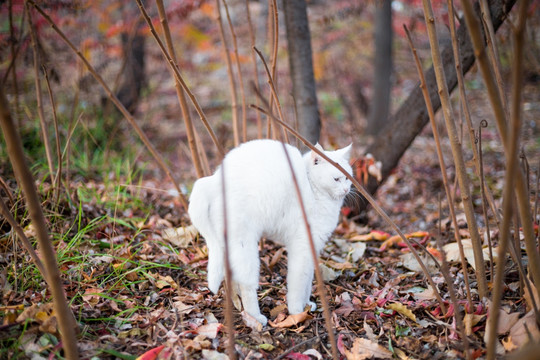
[1,78,540,360]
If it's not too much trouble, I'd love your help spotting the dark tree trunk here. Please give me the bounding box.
[356,0,517,213]
[116,29,146,114]
[367,0,393,135]
[283,0,320,145]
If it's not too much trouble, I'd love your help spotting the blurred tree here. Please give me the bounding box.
[367,0,392,135]
[284,0,320,145]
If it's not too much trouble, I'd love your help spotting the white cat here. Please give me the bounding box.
[188,139,352,325]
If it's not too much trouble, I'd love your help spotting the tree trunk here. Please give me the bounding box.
[283,0,320,145]
[367,0,393,135]
[357,0,516,213]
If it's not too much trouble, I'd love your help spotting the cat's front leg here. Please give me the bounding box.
[286,247,315,314]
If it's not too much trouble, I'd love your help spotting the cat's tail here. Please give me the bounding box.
[188,174,224,293]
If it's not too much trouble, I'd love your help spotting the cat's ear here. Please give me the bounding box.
[337,143,353,161]
[311,143,324,165]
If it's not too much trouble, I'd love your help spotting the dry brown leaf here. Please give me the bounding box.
[197,322,223,339]
[502,336,518,352]
[464,313,485,336]
[38,315,58,334]
[241,311,263,332]
[497,309,520,335]
[324,259,355,270]
[270,304,288,318]
[268,310,312,328]
[201,349,230,360]
[269,247,286,269]
[398,252,438,274]
[162,225,198,248]
[344,337,393,360]
[173,300,194,315]
[523,271,540,312]
[387,302,417,322]
[443,239,498,271]
[411,286,437,301]
[509,310,540,348]
[349,231,389,242]
[319,263,341,282]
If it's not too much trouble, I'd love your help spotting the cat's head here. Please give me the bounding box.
[307,143,353,200]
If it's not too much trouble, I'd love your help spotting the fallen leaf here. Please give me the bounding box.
[393,347,413,360]
[324,259,354,270]
[286,352,311,360]
[118,327,145,339]
[172,300,194,315]
[349,230,390,242]
[523,272,539,312]
[502,336,518,352]
[197,322,223,339]
[241,311,263,332]
[443,239,498,271]
[509,310,540,348]
[387,303,417,322]
[344,337,393,360]
[409,286,437,301]
[334,239,367,262]
[258,343,275,351]
[269,310,312,328]
[398,252,438,274]
[162,225,198,248]
[201,349,229,360]
[319,263,341,282]
[270,304,288,318]
[303,349,323,359]
[136,345,165,360]
[463,313,485,336]
[496,308,520,335]
[363,319,377,341]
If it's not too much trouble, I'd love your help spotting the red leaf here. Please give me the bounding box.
[286,352,311,360]
[136,345,165,360]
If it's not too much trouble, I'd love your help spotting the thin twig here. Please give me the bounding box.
[215,0,239,146]
[477,120,494,279]
[435,195,471,359]
[41,64,62,204]
[26,4,54,182]
[253,46,289,143]
[222,0,248,143]
[245,0,263,139]
[220,163,237,360]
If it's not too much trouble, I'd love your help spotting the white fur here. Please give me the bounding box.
[188,139,352,325]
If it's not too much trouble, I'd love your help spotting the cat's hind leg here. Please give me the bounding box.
[230,237,267,326]
[207,243,224,293]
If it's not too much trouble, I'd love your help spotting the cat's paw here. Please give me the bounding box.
[307,301,317,312]
[252,313,268,327]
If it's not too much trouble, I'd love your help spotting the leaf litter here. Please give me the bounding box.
[1,127,539,359]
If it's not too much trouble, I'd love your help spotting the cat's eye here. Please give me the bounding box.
[334,177,340,182]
